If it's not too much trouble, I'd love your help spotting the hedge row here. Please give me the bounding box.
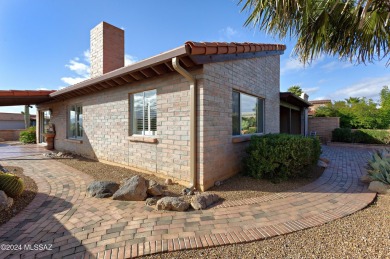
[244,134,321,182]
[332,128,390,144]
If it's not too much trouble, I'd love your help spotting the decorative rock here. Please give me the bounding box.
[181,188,193,196]
[214,181,222,187]
[360,174,373,183]
[317,160,328,168]
[145,197,159,206]
[0,190,12,211]
[156,197,190,211]
[0,164,8,173]
[147,180,164,196]
[368,181,390,195]
[56,152,64,157]
[319,157,330,164]
[87,181,119,198]
[191,193,220,210]
[113,175,148,201]
[165,178,173,185]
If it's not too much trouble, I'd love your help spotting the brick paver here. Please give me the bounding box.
[0,145,377,258]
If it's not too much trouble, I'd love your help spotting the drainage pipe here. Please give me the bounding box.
[172,57,197,190]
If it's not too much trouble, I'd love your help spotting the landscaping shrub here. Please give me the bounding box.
[244,134,321,182]
[332,128,390,144]
[366,149,390,185]
[0,173,25,197]
[19,126,36,144]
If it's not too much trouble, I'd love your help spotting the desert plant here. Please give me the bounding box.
[366,149,390,185]
[0,173,25,197]
[244,134,321,182]
[19,126,36,144]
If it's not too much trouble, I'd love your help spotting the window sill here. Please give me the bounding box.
[64,138,83,144]
[128,136,158,143]
[232,133,264,143]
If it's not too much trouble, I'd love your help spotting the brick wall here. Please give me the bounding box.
[38,70,202,183]
[200,55,281,190]
[308,117,340,143]
[0,129,23,141]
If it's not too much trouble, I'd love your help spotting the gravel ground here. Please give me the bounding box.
[56,156,323,202]
[144,194,390,259]
[0,166,38,226]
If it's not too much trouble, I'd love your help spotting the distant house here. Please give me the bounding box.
[0,112,36,130]
[0,22,287,190]
[308,99,332,116]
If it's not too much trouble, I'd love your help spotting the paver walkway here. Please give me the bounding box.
[0,145,377,258]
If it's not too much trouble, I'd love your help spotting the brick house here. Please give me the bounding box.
[308,99,332,116]
[2,22,286,190]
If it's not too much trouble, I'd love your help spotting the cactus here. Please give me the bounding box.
[366,149,390,185]
[0,173,25,197]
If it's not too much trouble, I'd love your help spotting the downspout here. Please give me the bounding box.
[172,57,197,190]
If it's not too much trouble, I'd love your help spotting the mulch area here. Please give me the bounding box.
[56,156,324,202]
[0,166,38,226]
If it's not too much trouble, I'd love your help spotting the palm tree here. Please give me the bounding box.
[239,0,390,65]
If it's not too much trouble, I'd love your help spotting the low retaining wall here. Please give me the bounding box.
[0,129,23,141]
[308,117,340,143]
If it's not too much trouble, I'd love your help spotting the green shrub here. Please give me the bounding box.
[332,128,352,142]
[332,128,390,144]
[19,126,36,144]
[0,173,25,197]
[366,149,390,185]
[244,134,321,182]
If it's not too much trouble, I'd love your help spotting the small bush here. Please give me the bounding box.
[0,173,25,197]
[19,126,36,144]
[244,134,321,182]
[332,128,390,144]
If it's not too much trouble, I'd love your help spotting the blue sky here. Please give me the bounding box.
[1,0,389,114]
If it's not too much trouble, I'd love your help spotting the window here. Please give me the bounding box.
[232,91,264,135]
[68,105,83,139]
[131,89,157,136]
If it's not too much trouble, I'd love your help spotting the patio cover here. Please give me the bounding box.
[0,90,55,106]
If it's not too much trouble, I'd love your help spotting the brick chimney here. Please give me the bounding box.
[90,22,124,78]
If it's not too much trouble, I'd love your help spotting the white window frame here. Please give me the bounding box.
[130,89,157,136]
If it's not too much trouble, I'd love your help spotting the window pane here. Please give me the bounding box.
[232,91,240,135]
[77,106,83,138]
[132,92,144,135]
[144,90,157,135]
[241,93,257,134]
[69,106,76,138]
[257,98,264,133]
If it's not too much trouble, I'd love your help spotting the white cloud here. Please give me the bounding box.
[281,55,325,75]
[61,49,137,85]
[0,105,37,115]
[321,61,354,71]
[331,75,390,101]
[303,87,320,95]
[36,87,49,90]
[218,26,239,41]
[125,54,137,66]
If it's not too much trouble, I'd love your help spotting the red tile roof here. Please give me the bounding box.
[186,41,286,55]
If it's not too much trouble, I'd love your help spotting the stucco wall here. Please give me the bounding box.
[200,55,281,189]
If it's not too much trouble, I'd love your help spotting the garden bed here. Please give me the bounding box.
[0,166,37,226]
[56,156,324,202]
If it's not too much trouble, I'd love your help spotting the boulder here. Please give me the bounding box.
[147,180,164,196]
[156,197,189,212]
[165,178,173,185]
[317,160,328,168]
[191,193,220,210]
[145,197,160,206]
[0,190,13,211]
[113,175,147,201]
[360,174,373,183]
[368,181,390,195]
[87,181,119,198]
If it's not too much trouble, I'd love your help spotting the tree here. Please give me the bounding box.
[287,85,303,96]
[239,0,390,65]
[380,85,390,128]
